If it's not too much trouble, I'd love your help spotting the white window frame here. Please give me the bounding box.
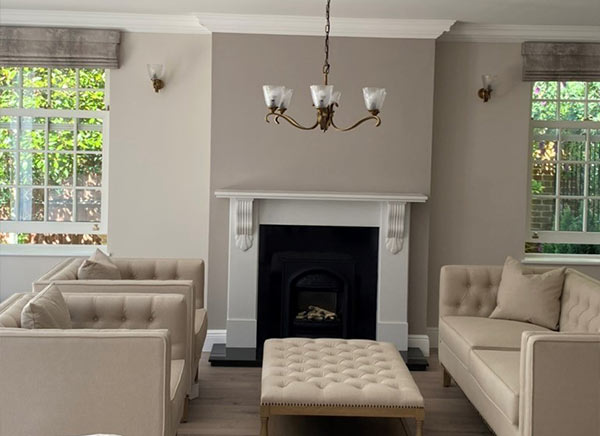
[526,81,600,245]
[0,68,109,236]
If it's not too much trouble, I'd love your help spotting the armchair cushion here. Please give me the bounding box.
[78,249,121,280]
[21,284,72,329]
[490,257,565,330]
[0,293,34,327]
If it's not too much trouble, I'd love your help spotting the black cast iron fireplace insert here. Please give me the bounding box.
[256,225,379,357]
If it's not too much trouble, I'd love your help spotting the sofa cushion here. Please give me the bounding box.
[0,293,34,327]
[21,285,72,329]
[77,249,121,280]
[440,316,550,366]
[470,349,521,425]
[490,257,565,330]
[560,269,600,333]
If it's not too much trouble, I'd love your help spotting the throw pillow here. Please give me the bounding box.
[77,249,121,280]
[21,284,72,329]
[490,256,565,330]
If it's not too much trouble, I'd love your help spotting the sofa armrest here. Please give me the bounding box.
[439,265,503,317]
[0,329,172,436]
[519,331,600,436]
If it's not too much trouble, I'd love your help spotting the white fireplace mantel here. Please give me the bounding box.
[216,188,428,351]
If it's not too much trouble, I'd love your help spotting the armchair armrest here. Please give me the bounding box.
[0,329,172,436]
[519,331,600,436]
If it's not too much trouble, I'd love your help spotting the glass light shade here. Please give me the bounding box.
[280,88,294,110]
[310,85,334,108]
[331,90,342,105]
[263,85,286,109]
[481,74,493,88]
[362,87,387,111]
[147,64,165,80]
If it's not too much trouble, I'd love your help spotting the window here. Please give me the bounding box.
[527,81,600,255]
[0,67,108,246]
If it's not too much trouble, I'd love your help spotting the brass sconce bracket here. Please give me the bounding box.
[478,86,492,102]
[152,78,164,93]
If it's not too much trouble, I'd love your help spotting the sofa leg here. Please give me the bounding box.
[442,365,452,387]
[181,396,189,423]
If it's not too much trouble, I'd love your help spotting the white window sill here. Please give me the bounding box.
[522,254,600,266]
[0,245,105,257]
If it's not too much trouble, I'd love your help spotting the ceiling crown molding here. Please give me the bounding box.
[196,13,455,39]
[0,9,210,34]
[442,23,600,43]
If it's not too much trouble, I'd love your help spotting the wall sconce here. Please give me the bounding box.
[478,74,493,102]
[147,64,165,93]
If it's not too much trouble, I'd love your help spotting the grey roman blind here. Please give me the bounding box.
[0,26,121,68]
[522,42,600,81]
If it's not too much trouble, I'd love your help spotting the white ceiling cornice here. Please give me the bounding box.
[196,13,455,39]
[0,9,454,39]
[0,9,210,34]
[442,23,600,43]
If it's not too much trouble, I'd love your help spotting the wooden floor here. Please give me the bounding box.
[178,350,493,436]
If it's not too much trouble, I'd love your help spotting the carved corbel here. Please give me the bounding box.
[234,198,254,251]
[385,201,406,254]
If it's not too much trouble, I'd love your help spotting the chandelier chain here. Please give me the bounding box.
[322,0,331,82]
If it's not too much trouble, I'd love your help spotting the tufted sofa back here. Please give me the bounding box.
[34,257,204,309]
[0,292,188,361]
[560,269,600,333]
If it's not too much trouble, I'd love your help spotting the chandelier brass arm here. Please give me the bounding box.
[330,111,382,132]
[265,110,320,130]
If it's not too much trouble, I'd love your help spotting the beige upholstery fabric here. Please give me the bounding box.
[560,269,600,333]
[21,284,72,329]
[439,316,550,366]
[0,293,33,327]
[471,349,520,425]
[78,249,122,280]
[64,293,189,361]
[490,257,565,330]
[194,308,208,364]
[0,329,177,436]
[520,332,600,436]
[261,338,424,408]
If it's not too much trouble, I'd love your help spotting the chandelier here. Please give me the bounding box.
[262,0,386,132]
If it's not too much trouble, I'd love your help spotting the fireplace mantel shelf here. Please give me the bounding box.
[215,189,428,203]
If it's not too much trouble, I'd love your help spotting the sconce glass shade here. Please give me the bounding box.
[147,64,165,80]
[280,88,294,110]
[310,85,334,108]
[363,87,387,111]
[481,74,493,89]
[263,85,286,109]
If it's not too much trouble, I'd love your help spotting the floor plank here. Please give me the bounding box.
[178,350,493,436]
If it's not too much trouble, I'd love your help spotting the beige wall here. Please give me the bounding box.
[108,33,212,273]
[427,41,600,328]
[208,33,436,332]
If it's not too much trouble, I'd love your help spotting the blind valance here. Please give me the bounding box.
[522,42,600,81]
[0,26,120,69]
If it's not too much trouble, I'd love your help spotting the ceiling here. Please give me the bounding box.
[2,0,600,26]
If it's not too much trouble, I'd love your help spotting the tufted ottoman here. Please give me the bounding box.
[260,338,425,435]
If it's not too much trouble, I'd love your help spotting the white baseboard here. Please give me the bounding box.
[407,334,430,357]
[203,329,226,352]
[427,327,439,349]
[203,329,439,355]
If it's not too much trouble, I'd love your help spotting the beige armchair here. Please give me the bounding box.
[438,265,600,436]
[0,289,190,436]
[34,257,207,397]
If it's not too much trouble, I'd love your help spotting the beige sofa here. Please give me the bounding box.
[0,288,190,436]
[34,257,207,396]
[439,265,600,436]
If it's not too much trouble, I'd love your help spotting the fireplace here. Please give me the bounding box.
[212,189,428,363]
[257,225,378,355]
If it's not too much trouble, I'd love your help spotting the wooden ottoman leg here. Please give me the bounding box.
[260,417,269,436]
[416,418,424,436]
